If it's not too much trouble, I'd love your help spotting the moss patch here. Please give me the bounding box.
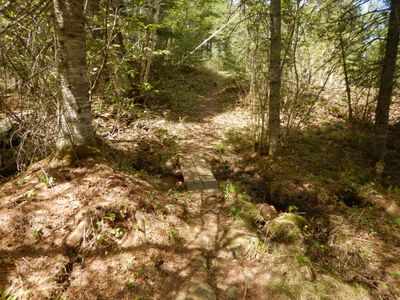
[56,145,104,165]
[266,213,310,244]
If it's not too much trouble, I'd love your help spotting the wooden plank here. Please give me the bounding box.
[180,156,203,192]
[192,157,219,192]
[180,154,219,194]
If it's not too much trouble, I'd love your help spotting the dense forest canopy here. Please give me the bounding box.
[0,0,400,299]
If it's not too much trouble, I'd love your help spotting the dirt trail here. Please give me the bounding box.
[172,178,264,300]
[169,75,268,299]
[165,71,251,158]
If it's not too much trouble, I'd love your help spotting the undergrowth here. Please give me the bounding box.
[104,128,179,176]
[218,122,400,299]
[151,66,212,114]
[223,182,263,229]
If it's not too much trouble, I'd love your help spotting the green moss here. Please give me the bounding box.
[56,145,103,164]
[225,183,263,228]
[266,213,309,244]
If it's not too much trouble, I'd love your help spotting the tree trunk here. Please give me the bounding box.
[53,0,96,150]
[339,33,353,125]
[268,0,282,155]
[142,0,161,83]
[110,1,135,94]
[374,0,400,161]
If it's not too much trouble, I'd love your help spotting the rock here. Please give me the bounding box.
[257,203,278,220]
[135,210,146,233]
[266,213,309,244]
[65,217,90,247]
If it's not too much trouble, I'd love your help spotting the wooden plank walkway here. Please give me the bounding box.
[179,154,219,194]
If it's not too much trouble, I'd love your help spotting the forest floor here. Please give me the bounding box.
[0,66,400,299]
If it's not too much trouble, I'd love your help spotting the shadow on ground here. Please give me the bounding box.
[0,157,281,299]
[208,121,400,299]
[148,65,241,123]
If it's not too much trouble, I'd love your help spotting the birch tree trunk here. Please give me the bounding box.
[268,0,282,155]
[53,0,96,150]
[374,0,400,161]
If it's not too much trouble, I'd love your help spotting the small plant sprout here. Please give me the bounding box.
[0,290,15,300]
[126,279,134,288]
[215,142,229,154]
[115,227,124,238]
[105,212,117,222]
[389,217,400,228]
[255,240,267,254]
[17,177,28,185]
[32,228,43,240]
[222,181,238,199]
[36,171,54,188]
[288,205,299,213]
[126,257,137,272]
[23,190,37,199]
[96,233,107,244]
[167,228,180,242]
[119,207,128,219]
[141,82,153,92]
[134,264,146,279]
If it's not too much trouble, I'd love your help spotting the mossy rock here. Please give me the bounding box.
[56,145,104,164]
[266,213,309,244]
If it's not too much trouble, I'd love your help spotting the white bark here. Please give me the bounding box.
[53,0,95,150]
